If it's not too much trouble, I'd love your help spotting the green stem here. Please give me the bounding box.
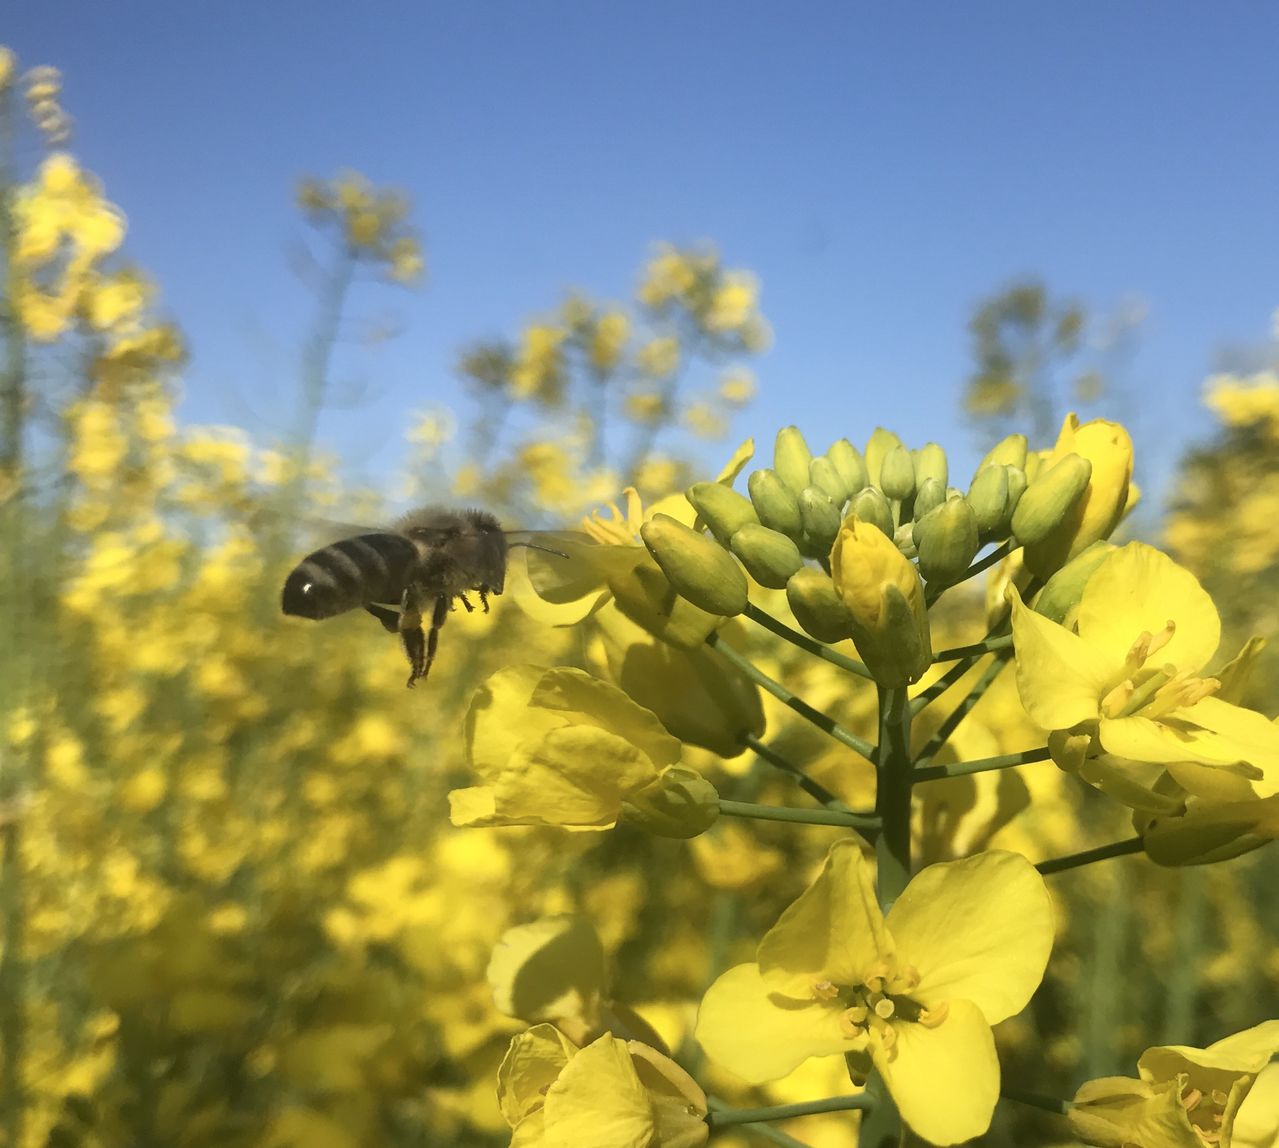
[925,540,1012,605]
[1159,867,1206,1044]
[1001,1088,1071,1116]
[718,799,880,832]
[915,651,1011,764]
[909,650,984,715]
[706,632,877,761]
[0,88,26,481]
[874,688,912,910]
[1036,836,1144,875]
[741,731,849,810]
[913,745,1051,782]
[743,602,872,680]
[707,1095,875,1128]
[931,634,1015,662]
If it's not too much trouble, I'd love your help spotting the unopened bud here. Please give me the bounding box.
[967,464,1010,538]
[913,443,948,489]
[774,426,814,497]
[1011,453,1092,546]
[912,477,947,523]
[879,445,916,501]
[730,524,803,589]
[609,555,725,650]
[830,516,932,686]
[798,487,842,558]
[748,468,803,537]
[640,514,748,616]
[865,427,905,488]
[827,439,869,494]
[786,567,857,643]
[975,433,1028,475]
[1005,465,1028,514]
[1031,540,1115,624]
[809,456,848,505]
[850,487,894,540]
[1023,451,1045,483]
[914,498,980,588]
[621,767,719,838]
[687,482,758,546]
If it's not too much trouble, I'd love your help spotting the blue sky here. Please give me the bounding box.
[7,3,1277,500]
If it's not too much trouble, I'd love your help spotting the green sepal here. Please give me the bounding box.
[620,767,719,838]
[798,487,842,558]
[809,456,849,504]
[967,463,1010,538]
[826,438,869,493]
[786,567,857,642]
[1010,452,1092,545]
[730,523,803,589]
[974,432,1028,475]
[850,487,894,540]
[914,497,980,588]
[640,514,749,617]
[913,442,948,489]
[879,444,916,501]
[686,481,759,546]
[773,425,814,497]
[1031,540,1115,624]
[748,468,803,537]
[912,476,947,523]
[864,426,904,487]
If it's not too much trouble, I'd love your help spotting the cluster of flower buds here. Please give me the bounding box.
[639,416,1133,688]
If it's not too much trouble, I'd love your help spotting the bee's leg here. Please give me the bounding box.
[365,604,400,634]
[478,586,491,613]
[398,587,427,688]
[421,594,450,682]
[458,592,475,614]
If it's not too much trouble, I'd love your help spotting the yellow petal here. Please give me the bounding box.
[1234,1062,1279,1148]
[757,839,888,995]
[1142,1021,1279,1081]
[714,438,756,485]
[497,1024,577,1127]
[1077,544,1220,673]
[887,851,1053,1024]
[1070,1074,1202,1148]
[487,916,605,1024]
[876,998,999,1146]
[695,963,855,1082]
[466,665,565,777]
[628,1042,710,1148]
[1009,587,1113,729]
[531,667,682,768]
[543,1034,654,1148]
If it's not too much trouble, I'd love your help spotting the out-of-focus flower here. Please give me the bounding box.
[449,665,712,834]
[637,337,680,379]
[589,311,629,373]
[1010,542,1279,803]
[1070,1022,1279,1148]
[498,1025,708,1148]
[696,842,1053,1146]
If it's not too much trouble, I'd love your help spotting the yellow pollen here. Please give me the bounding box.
[1101,679,1135,717]
[890,964,921,993]
[918,1000,950,1028]
[874,997,896,1020]
[839,1007,868,1037]
[875,1019,898,1054]
[1182,1087,1203,1111]
[811,979,840,1001]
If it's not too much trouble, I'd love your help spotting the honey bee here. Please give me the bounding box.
[281,507,569,687]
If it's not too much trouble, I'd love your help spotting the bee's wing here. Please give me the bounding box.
[511,530,639,603]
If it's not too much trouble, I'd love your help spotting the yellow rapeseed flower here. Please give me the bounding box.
[696,842,1053,1146]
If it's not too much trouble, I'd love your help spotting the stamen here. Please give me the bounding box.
[1181,1087,1203,1112]
[811,979,840,1001]
[839,1007,868,1037]
[918,1001,950,1028]
[1100,680,1135,718]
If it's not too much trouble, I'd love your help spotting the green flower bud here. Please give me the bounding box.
[967,463,1010,538]
[786,567,857,643]
[686,481,759,546]
[1005,465,1028,513]
[975,433,1028,475]
[620,766,719,838]
[640,514,748,616]
[1031,540,1115,624]
[798,487,842,558]
[808,456,848,504]
[729,523,803,589]
[912,476,947,523]
[748,468,803,537]
[879,444,916,501]
[773,425,814,497]
[914,498,980,588]
[865,427,904,487]
[609,555,724,650]
[849,486,894,540]
[913,442,948,489]
[826,438,869,493]
[1023,451,1045,482]
[1010,453,1092,546]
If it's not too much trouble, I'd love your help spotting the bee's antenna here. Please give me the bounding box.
[509,541,570,559]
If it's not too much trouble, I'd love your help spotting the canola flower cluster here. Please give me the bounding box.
[1,41,1278,1148]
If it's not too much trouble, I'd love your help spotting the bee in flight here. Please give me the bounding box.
[281,507,569,688]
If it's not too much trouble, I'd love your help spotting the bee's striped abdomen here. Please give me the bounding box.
[281,533,418,620]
